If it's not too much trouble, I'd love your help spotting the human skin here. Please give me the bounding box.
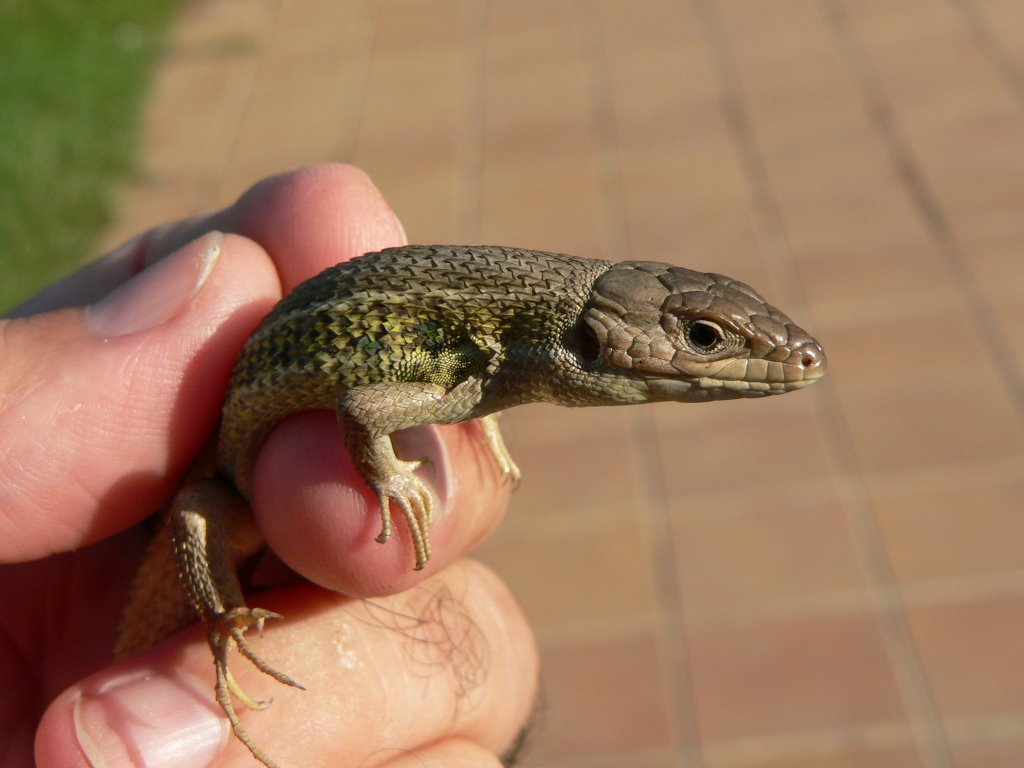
[0,164,539,767]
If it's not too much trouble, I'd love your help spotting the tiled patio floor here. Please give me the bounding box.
[103,1,1024,766]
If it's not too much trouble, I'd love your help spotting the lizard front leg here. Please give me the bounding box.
[338,383,448,570]
[478,412,521,485]
[337,378,490,570]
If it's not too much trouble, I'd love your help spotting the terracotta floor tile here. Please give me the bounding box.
[349,7,479,243]
[845,1,1024,209]
[618,150,762,268]
[871,461,1024,584]
[951,729,1024,768]
[822,302,1022,477]
[502,401,639,445]
[967,226,1024,301]
[540,752,677,768]
[836,384,1020,478]
[822,296,997,392]
[991,288,1024,376]
[907,594,1024,716]
[529,634,674,761]
[475,515,659,638]
[223,20,371,193]
[976,0,1024,72]
[687,612,906,743]
[500,420,646,531]
[652,395,833,502]
[670,481,866,624]
[706,741,924,768]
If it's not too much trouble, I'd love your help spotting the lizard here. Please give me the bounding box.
[115,244,827,767]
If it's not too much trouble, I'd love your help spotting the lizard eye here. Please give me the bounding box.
[685,320,724,351]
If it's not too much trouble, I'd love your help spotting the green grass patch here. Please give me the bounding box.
[0,0,182,311]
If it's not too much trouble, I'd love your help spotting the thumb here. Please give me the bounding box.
[0,232,280,562]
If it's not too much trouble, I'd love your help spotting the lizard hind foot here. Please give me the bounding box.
[206,607,304,768]
[210,607,305,711]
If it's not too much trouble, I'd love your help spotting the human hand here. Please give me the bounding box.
[2,165,539,767]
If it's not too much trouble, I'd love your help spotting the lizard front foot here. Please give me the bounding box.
[479,413,521,486]
[371,457,434,570]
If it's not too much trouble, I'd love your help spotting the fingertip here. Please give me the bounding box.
[227,163,408,289]
[252,412,419,595]
[253,413,510,597]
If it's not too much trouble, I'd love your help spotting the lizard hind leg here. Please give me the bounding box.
[170,481,304,767]
[206,609,305,768]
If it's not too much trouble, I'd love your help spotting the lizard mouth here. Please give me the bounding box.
[645,376,793,400]
[643,345,826,400]
[711,339,827,388]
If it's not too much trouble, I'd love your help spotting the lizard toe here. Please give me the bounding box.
[372,471,435,570]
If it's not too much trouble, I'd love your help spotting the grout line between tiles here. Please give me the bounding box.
[949,0,1024,109]
[539,746,682,768]
[943,710,1024,745]
[822,0,1024,417]
[631,408,707,768]
[702,719,916,767]
[456,0,487,241]
[584,3,704,765]
[701,710,1024,768]
[696,2,957,766]
[666,569,1024,632]
[542,711,1024,768]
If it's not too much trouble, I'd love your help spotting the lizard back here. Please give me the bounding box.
[219,245,612,494]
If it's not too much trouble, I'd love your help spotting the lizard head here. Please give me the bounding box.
[577,261,826,401]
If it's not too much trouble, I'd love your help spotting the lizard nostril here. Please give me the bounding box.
[798,344,825,370]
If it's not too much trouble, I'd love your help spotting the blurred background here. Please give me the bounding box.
[4,1,1023,766]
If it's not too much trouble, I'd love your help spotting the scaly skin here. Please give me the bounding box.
[118,245,826,768]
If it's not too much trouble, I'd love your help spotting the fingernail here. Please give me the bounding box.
[85,231,223,337]
[74,670,226,768]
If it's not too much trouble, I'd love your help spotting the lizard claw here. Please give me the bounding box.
[495,452,522,487]
[206,607,303,768]
[479,413,521,487]
[209,608,304,709]
[372,461,434,570]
